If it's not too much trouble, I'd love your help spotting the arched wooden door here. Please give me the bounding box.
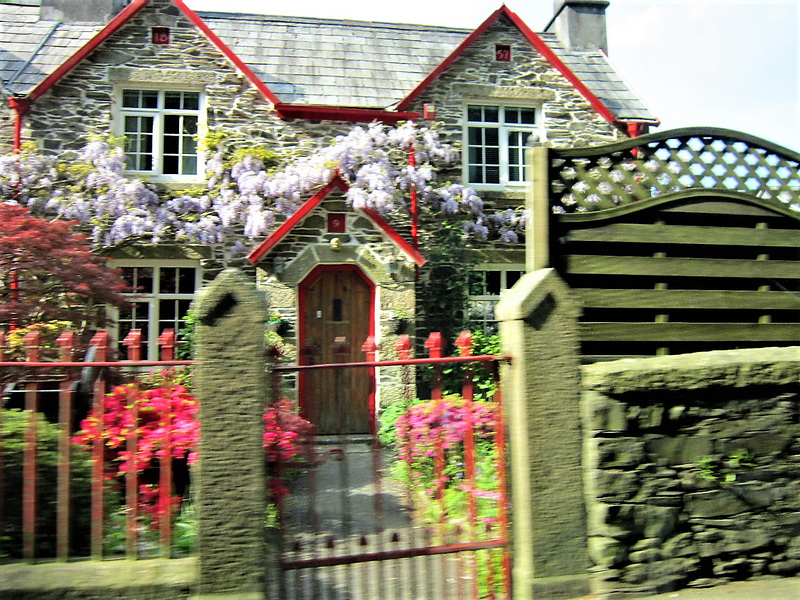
[298,265,374,434]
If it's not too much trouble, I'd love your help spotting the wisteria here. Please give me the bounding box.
[0,122,525,250]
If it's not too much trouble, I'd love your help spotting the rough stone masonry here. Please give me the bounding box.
[582,347,800,598]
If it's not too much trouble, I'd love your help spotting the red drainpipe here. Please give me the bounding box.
[9,96,32,152]
[408,142,419,252]
[627,122,641,139]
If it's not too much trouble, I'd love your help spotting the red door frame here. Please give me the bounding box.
[297,264,377,434]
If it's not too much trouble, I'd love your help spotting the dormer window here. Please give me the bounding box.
[118,88,204,179]
[464,104,541,187]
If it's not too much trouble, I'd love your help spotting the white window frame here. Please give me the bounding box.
[468,264,525,330]
[108,259,202,360]
[463,103,543,190]
[115,87,206,182]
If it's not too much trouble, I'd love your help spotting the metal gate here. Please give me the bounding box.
[267,332,512,599]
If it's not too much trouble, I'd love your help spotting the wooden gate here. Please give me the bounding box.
[542,127,800,361]
[268,332,511,600]
[298,265,374,434]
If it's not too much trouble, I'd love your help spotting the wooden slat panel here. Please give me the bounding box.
[581,322,800,343]
[566,223,800,247]
[566,255,800,279]
[576,289,800,310]
[660,201,782,218]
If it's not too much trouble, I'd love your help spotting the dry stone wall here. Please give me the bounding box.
[582,347,800,598]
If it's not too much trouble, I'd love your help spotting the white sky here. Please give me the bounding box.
[184,0,800,151]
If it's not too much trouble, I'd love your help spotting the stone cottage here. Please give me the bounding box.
[0,0,655,431]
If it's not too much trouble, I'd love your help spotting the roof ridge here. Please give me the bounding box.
[196,11,472,34]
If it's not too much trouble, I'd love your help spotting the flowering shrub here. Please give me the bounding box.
[385,394,502,530]
[264,397,314,463]
[72,371,313,524]
[72,378,200,525]
[264,397,315,502]
[0,123,524,251]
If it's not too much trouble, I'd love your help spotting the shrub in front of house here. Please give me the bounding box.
[0,408,94,558]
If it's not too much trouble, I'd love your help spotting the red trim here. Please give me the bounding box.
[408,143,419,252]
[247,174,425,267]
[172,0,280,105]
[297,264,377,434]
[247,174,350,265]
[27,0,282,106]
[361,207,426,267]
[275,104,418,123]
[29,0,149,101]
[9,97,31,151]
[396,5,617,123]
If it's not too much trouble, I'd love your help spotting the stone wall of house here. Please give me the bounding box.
[405,14,624,260]
[582,347,800,598]
[24,1,353,156]
[409,15,623,151]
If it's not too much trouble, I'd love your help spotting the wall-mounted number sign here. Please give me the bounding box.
[152,27,171,45]
[495,44,511,62]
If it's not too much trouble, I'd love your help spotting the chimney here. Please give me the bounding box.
[40,0,130,23]
[550,0,610,53]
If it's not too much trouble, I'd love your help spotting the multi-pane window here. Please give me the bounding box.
[112,262,201,360]
[468,266,524,331]
[466,105,539,186]
[120,89,202,177]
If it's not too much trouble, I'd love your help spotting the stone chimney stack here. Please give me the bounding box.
[40,0,130,23]
[551,0,610,53]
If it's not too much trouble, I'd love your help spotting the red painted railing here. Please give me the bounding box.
[0,329,195,562]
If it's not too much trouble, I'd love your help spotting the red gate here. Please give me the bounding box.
[268,331,512,600]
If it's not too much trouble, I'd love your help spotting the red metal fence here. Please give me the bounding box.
[0,328,194,562]
[270,331,512,600]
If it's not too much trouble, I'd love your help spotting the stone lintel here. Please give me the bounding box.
[108,67,217,85]
[455,83,557,101]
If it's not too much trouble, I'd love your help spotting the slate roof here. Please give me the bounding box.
[0,3,101,95]
[0,2,656,122]
[198,12,467,109]
[542,32,653,122]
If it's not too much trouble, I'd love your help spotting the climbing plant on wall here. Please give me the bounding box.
[0,122,525,252]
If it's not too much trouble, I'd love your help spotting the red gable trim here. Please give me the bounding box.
[276,104,419,124]
[172,0,280,105]
[29,0,281,106]
[247,174,426,268]
[361,207,426,267]
[396,4,617,124]
[247,174,349,265]
[505,7,616,123]
[30,0,148,101]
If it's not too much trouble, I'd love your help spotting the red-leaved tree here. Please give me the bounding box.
[0,203,128,334]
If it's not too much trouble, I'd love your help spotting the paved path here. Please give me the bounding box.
[275,441,483,599]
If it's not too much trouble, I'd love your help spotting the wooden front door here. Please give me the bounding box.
[299,266,374,434]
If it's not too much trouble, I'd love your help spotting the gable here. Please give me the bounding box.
[248,174,425,268]
[394,5,651,124]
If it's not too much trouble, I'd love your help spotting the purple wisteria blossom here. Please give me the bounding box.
[1,122,526,249]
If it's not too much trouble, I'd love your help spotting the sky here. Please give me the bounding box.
[184,0,800,151]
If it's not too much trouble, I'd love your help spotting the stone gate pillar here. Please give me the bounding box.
[192,268,270,600]
[496,268,588,600]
